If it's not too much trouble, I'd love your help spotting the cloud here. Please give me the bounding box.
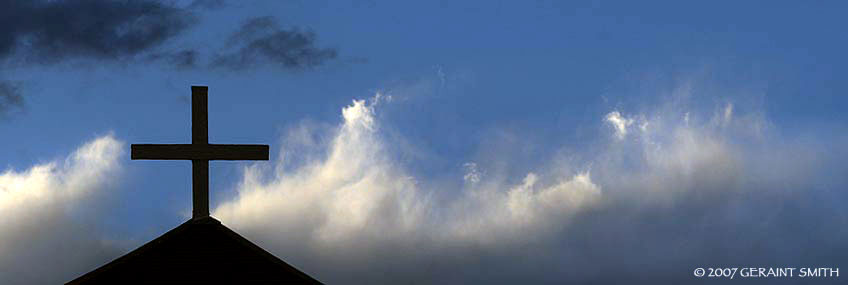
[0,0,201,118]
[604,110,634,139]
[213,87,847,283]
[2,82,839,283]
[0,0,194,64]
[462,162,481,184]
[214,96,601,283]
[212,16,337,70]
[0,135,125,285]
[0,80,23,120]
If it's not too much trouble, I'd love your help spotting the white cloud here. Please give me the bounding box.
[462,162,481,184]
[211,89,847,284]
[723,102,733,123]
[605,111,634,139]
[0,135,124,285]
[213,97,604,282]
[2,89,834,284]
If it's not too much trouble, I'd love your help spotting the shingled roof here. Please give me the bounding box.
[66,217,322,284]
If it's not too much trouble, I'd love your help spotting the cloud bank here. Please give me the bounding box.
[0,135,124,285]
[213,91,848,284]
[1,84,843,284]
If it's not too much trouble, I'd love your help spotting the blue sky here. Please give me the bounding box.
[1,1,847,284]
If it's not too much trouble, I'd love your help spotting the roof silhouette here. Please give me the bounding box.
[66,217,322,284]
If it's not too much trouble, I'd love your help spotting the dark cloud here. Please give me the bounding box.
[212,16,337,70]
[0,0,195,64]
[0,0,198,120]
[0,1,343,121]
[0,80,23,120]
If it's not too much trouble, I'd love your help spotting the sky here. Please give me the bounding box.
[1,0,847,284]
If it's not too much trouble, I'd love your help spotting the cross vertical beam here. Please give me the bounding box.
[192,160,209,219]
[131,85,269,220]
[192,86,208,144]
[192,86,209,218]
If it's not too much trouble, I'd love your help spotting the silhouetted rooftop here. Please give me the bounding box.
[66,217,321,284]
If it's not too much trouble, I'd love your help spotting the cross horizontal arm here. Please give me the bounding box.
[131,144,269,160]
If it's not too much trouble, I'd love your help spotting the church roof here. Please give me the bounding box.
[66,217,322,284]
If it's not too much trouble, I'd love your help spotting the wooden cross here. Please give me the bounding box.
[131,86,269,220]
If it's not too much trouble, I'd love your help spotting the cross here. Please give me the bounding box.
[131,86,269,220]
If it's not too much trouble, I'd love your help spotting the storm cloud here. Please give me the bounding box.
[0,0,194,64]
[212,16,338,70]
